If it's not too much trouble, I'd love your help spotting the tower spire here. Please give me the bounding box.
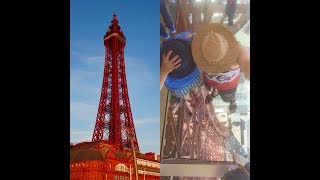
[108,12,122,33]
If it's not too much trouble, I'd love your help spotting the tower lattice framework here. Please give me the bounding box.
[92,13,139,151]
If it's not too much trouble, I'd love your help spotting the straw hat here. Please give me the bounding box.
[191,23,239,74]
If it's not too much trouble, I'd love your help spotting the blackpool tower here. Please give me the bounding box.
[92,13,139,152]
[70,14,159,180]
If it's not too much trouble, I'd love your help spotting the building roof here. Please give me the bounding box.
[70,141,111,163]
[70,141,160,163]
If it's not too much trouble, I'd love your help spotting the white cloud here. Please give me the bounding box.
[134,117,159,126]
[72,53,156,86]
[71,50,81,56]
[70,101,97,121]
[70,68,102,98]
[125,56,157,86]
[137,137,160,155]
[138,140,160,147]
[70,129,92,143]
[86,56,105,64]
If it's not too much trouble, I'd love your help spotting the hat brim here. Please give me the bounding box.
[191,23,239,74]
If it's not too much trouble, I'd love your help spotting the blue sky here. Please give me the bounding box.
[70,0,160,155]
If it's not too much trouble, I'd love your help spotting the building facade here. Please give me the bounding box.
[70,141,160,180]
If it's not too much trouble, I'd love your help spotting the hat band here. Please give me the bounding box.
[169,70,203,98]
[165,67,201,90]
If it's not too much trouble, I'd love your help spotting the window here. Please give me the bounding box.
[115,163,129,172]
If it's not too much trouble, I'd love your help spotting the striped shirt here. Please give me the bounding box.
[203,67,240,90]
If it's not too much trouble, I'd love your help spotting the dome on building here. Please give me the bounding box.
[70,141,112,163]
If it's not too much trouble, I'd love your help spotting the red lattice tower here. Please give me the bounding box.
[92,13,139,151]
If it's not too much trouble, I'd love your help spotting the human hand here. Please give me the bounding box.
[161,50,182,75]
[232,152,249,167]
[184,31,195,38]
[174,31,195,41]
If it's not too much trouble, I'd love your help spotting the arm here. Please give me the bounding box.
[160,50,182,90]
[231,151,250,175]
[233,152,249,168]
[237,44,250,80]
[160,71,168,91]
[173,31,195,43]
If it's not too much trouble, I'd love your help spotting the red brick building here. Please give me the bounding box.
[70,141,160,180]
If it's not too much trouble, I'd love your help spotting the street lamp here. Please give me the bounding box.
[129,165,132,180]
[126,127,138,180]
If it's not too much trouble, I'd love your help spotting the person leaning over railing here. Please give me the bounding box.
[160,34,203,100]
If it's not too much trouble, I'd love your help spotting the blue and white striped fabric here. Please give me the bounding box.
[165,67,203,98]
